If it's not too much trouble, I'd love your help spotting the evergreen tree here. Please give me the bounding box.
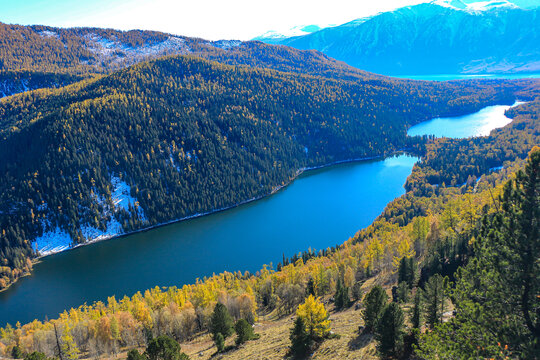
[362,285,388,333]
[410,290,422,329]
[422,274,447,329]
[234,319,256,346]
[146,335,188,360]
[127,349,146,360]
[375,303,404,359]
[210,303,234,339]
[11,346,23,359]
[24,352,48,360]
[214,333,224,353]
[289,317,311,359]
[334,277,350,310]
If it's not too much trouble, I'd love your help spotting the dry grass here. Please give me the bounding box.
[90,280,392,360]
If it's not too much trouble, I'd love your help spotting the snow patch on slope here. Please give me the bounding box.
[34,175,146,256]
[84,34,192,68]
[34,226,71,256]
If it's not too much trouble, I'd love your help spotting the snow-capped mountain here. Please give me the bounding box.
[256,0,540,75]
[253,24,331,44]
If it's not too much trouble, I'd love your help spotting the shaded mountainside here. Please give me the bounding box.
[1,51,537,289]
[264,2,540,75]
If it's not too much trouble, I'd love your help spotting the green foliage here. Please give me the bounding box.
[397,256,416,289]
[361,285,388,333]
[23,352,48,360]
[418,148,540,358]
[375,302,404,359]
[422,273,448,329]
[410,290,422,329]
[210,303,234,339]
[11,346,23,359]
[289,317,312,359]
[146,335,188,360]
[234,319,256,346]
[127,349,146,360]
[334,277,350,310]
[214,333,224,353]
[351,281,363,302]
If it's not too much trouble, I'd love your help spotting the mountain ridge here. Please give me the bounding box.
[255,1,540,75]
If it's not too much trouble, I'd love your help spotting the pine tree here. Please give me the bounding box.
[334,277,350,310]
[289,317,311,359]
[234,319,255,346]
[146,335,188,360]
[423,274,447,328]
[214,333,224,353]
[375,303,404,359]
[210,303,234,339]
[410,290,422,329]
[362,285,388,333]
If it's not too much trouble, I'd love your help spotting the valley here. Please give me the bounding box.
[0,2,539,358]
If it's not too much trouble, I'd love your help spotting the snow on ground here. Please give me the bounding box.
[81,218,123,243]
[33,175,146,256]
[211,40,242,49]
[110,176,137,211]
[34,225,71,256]
[84,33,191,67]
[39,30,59,39]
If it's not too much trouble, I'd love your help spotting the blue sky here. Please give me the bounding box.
[0,0,426,40]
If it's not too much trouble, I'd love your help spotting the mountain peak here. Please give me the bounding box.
[431,0,521,11]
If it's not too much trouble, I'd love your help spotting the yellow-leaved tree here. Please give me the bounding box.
[296,295,330,340]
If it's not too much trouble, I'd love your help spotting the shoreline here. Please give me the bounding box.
[35,151,409,260]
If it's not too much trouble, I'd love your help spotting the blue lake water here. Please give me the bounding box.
[0,155,417,326]
[407,102,522,138]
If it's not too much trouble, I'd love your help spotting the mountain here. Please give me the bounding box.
[0,29,535,290]
[0,22,377,98]
[252,24,330,44]
[256,1,540,75]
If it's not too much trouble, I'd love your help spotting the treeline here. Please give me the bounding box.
[0,94,537,359]
[0,53,534,289]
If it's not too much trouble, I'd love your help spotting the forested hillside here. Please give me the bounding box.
[0,22,379,98]
[2,53,535,290]
[1,91,538,360]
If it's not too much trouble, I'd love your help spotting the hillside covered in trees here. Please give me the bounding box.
[1,48,538,291]
[0,22,381,98]
[1,87,538,360]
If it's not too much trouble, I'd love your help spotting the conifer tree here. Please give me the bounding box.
[289,317,311,359]
[362,285,388,333]
[210,303,234,339]
[375,303,404,358]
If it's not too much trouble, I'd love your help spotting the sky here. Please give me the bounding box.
[0,0,428,40]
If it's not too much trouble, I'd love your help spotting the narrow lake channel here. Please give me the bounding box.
[0,101,520,327]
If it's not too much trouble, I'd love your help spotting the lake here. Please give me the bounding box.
[407,102,522,138]
[0,155,417,326]
[0,101,519,327]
